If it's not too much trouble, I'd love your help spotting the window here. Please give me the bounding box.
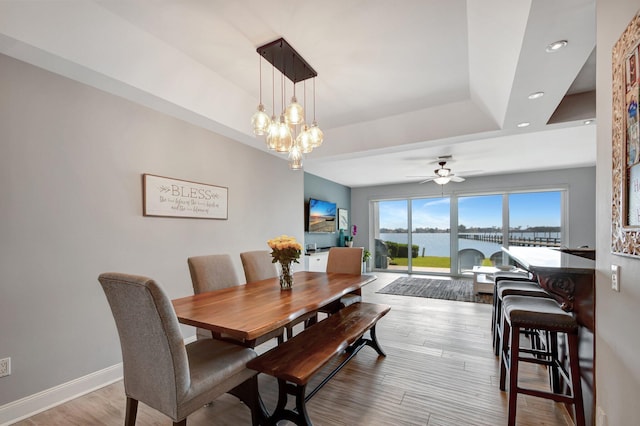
[411,197,451,273]
[509,192,562,248]
[372,190,564,276]
[374,200,408,272]
[458,194,503,272]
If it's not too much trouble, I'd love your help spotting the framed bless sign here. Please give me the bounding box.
[143,174,228,220]
[612,10,640,256]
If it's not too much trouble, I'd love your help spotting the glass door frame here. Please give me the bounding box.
[370,187,567,276]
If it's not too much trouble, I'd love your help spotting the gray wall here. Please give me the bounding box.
[350,167,596,261]
[0,53,304,406]
[303,172,351,249]
[596,3,640,425]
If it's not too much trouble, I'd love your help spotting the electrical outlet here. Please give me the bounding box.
[611,265,620,292]
[0,358,10,378]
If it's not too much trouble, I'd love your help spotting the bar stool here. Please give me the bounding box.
[499,295,585,426]
[491,270,534,333]
[492,280,551,355]
[493,269,533,283]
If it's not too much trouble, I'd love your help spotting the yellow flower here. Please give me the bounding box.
[267,234,302,265]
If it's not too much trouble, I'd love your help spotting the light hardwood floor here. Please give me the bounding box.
[15,273,572,425]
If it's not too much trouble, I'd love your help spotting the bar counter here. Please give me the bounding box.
[503,246,595,331]
[502,246,595,425]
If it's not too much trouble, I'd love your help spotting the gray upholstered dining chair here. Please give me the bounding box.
[240,250,278,283]
[239,250,308,341]
[188,254,283,345]
[321,247,364,314]
[98,272,262,426]
[187,254,242,341]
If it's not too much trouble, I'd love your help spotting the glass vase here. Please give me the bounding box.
[279,261,294,290]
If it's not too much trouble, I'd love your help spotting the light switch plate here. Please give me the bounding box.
[611,265,620,292]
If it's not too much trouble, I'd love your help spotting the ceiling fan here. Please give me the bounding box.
[413,161,466,185]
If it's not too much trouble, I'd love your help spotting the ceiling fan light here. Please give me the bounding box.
[434,176,452,185]
[436,168,451,177]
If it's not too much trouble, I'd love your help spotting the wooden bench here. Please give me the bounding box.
[246,302,390,426]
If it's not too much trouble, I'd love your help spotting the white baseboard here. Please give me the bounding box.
[0,335,197,425]
[0,363,123,426]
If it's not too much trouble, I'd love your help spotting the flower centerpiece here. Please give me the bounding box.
[267,235,302,290]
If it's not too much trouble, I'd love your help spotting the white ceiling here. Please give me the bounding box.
[0,0,596,187]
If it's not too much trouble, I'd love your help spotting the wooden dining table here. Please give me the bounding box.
[172,271,377,347]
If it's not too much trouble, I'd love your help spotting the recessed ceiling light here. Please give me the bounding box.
[584,119,595,125]
[528,91,545,99]
[517,122,531,128]
[546,40,568,53]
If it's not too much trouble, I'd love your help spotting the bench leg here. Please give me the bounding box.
[228,375,268,426]
[365,325,386,357]
[348,325,386,357]
[266,379,312,426]
[295,383,313,426]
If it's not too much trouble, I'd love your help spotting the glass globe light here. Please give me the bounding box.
[275,115,292,153]
[265,115,279,150]
[309,121,324,147]
[296,124,313,154]
[288,143,303,170]
[251,104,271,135]
[284,96,304,125]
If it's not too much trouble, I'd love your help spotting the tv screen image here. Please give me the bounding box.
[308,198,336,233]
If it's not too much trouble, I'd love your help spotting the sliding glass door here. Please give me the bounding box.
[374,200,408,273]
[457,194,504,272]
[372,189,564,276]
[411,197,451,274]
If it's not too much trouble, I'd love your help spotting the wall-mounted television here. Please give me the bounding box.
[307,198,337,233]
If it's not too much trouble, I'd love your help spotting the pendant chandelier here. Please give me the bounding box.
[251,38,323,170]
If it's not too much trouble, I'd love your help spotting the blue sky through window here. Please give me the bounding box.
[379,191,561,230]
[509,192,561,228]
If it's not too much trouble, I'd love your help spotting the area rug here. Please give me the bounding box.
[376,277,492,304]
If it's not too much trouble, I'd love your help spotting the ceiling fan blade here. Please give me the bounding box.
[418,177,436,184]
[450,176,465,182]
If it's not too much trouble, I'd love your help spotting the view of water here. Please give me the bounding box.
[379,232,560,258]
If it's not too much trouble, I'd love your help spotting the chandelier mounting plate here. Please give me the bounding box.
[257,38,317,83]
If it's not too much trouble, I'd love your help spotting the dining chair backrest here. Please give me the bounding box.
[98,272,190,416]
[187,254,240,294]
[326,247,364,275]
[240,250,278,283]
